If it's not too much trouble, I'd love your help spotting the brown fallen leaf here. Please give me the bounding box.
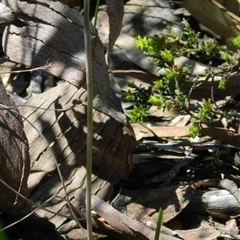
[217,0,240,17]
[202,126,240,148]
[132,123,190,140]
[176,228,220,240]
[75,189,180,240]
[186,188,240,217]
[118,184,194,224]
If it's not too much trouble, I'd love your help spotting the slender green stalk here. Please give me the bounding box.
[93,0,100,27]
[0,220,8,240]
[154,208,163,240]
[84,0,93,239]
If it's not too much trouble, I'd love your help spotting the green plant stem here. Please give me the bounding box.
[93,0,100,27]
[84,0,93,239]
[154,208,163,240]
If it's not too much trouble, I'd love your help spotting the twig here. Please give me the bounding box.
[0,61,51,74]
[0,100,86,113]
[0,177,80,231]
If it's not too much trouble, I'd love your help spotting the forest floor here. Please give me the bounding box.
[2,0,240,240]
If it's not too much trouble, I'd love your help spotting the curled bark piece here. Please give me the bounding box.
[21,81,135,228]
[0,78,30,210]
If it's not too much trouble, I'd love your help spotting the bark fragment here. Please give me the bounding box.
[0,78,30,210]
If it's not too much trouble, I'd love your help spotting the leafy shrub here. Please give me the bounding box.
[123,20,240,137]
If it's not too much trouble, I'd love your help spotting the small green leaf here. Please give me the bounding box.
[148,46,155,55]
[202,41,218,57]
[189,123,202,137]
[153,79,164,90]
[149,95,166,107]
[198,100,213,121]
[125,106,149,123]
[218,79,226,90]
[123,90,136,102]
[136,36,148,51]
[161,49,174,63]
[128,80,137,88]
[233,36,240,48]
[170,30,178,40]
[182,66,191,74]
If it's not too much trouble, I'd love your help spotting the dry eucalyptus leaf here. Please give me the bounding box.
[176,228,220,240]
[225,219,239,235]
[121,184,194,224]
[132,124,190,140]
[2,1,137,231]
[106,0,124,65]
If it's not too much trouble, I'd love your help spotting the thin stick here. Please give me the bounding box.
[84,0,93,239]
[0,177,79,231]
[0,62,51,74]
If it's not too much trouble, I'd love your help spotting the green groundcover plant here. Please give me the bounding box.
[124,20,240,137]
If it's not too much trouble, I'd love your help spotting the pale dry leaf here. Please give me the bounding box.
[122,184,194,224]
[22,82,135,228]
[176,228,220,240]
[106,0,124,66]
[168,115,191,127]
[132,123,190,140]
[225,218,239,235]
